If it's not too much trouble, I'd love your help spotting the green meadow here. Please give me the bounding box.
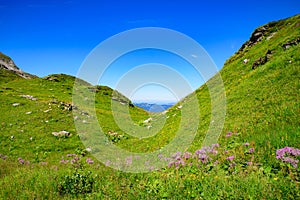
[0,14,299,199]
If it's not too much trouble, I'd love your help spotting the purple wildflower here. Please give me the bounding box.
[183,152,192,160]
[60,159,69,164]
[226,132,233,138]
[66,154,76,157]
[168,161,174,168]
[0,154,7,160]
[282,157,298,168]
[41,162,48,165]
[226,156,235,161]
[157,153,164,160]
[229,162,236,168]
[172,152,182,160]
[105,160,111,166]
[213,160,219,166]
[86,158,94,165]
[18,157,24,164]
[243,142,250,146]
[126,156,133,166]
[276,146,300,168]
[247,162,253,166]
[248,148,255,153]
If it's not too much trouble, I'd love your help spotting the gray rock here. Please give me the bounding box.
[52,130,70,137]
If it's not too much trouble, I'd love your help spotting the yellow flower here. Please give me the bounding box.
[214,176,218,179]
[273,177,278,181]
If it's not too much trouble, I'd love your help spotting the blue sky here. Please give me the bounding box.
[1,0,299,103]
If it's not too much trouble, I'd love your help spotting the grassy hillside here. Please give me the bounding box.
[0,14,299,199]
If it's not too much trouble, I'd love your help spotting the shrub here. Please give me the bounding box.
[57,170,94,195]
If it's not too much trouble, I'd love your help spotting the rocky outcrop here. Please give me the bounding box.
[252,50,273,70]
[282,37,300,50]
[0,52,36,79]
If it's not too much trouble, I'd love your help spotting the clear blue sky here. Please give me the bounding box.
[1,0,299,103]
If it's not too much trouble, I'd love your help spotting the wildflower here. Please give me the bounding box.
[224,150,229,154]
[66,154,76,157]
[86,158,94,165]
[126,156,133,166]
[60,159,69,164]
[243,142,250,146]
[41,162,48,165]
[229,162,236,168]
[276,146,300,168]
[18,157,24,164]
[172,152,182,160]
[226,156,235,161]
[157,153,164,160]
[168,161,174,168]
[247,162,253,166]
[248,148,255,153]
[273,177,278,181]
[226,132,233,138]
[105,160,111,166]
[183,152,192,160]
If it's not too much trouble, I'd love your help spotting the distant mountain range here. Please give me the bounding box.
[134,102,175,112]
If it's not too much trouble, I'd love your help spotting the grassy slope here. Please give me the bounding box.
[0,14,299,199]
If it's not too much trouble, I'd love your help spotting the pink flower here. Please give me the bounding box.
[248,148,255,153]
[226,156,235,161]
[86,158,94,165]
[226,132,233,138]
[18,157,24,164]
[243,142,250,146]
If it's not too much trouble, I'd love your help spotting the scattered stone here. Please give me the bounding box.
[60,102,74,111]
[26,111,32,115]
[44,109,51,113]
[147,125,152,130]
[52,130,70,137]
[282,37,300,50]
[20,95,37,101]
[252,50,273,70]
[85,147,92,152]
[177,105,183,109]
[266,32,276,40]
[45,76,59,82]
[243,59,249,64]
[12,103,20,107]
[108,131,118,136]
[143,118,152,123]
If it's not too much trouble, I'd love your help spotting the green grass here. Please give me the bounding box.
[0,14,299,199]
